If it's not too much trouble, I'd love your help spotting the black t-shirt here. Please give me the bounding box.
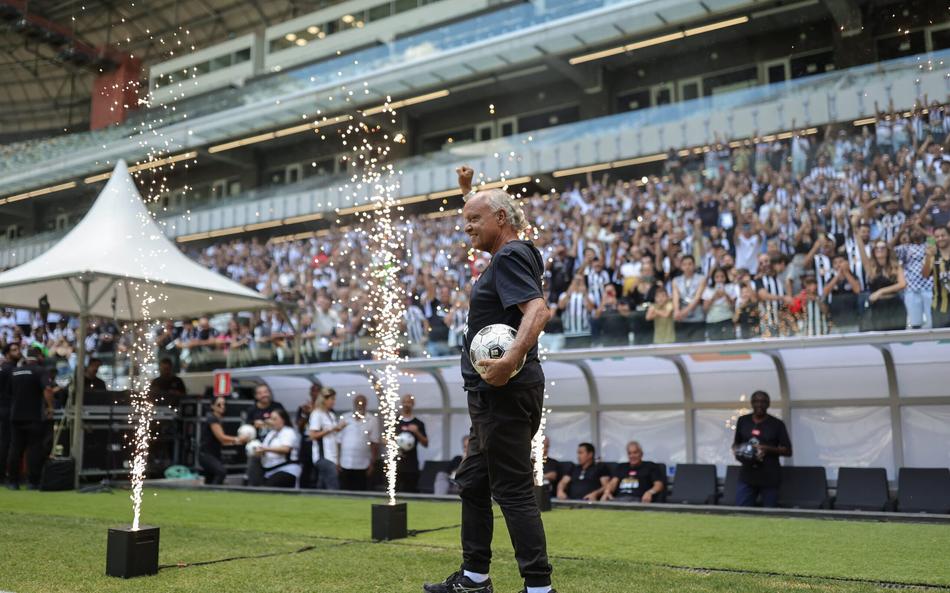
[426,298,450,342]
[462,240,545,392]
[828,279,859,324]
[567,462,609,499]
[543,457,561,485]
[732,413,792,487]
[10,363,50,422]
[84,374,107,392]
[396,417,427,474]
[149,375,187,398]
[612,461,663,499]
[200,413,223,457]
[242,402,286,437]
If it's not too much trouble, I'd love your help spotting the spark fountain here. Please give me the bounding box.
[339,105,411,540]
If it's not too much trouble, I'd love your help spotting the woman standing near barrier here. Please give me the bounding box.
[853,217,907,330]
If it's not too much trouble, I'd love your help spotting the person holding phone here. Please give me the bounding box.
[922,226,950,328]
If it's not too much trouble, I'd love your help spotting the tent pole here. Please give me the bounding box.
[72,278,91,489]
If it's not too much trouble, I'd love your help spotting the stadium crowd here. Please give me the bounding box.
[2,98,950,372]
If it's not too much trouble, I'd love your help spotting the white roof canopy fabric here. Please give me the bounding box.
[0,160,272,320]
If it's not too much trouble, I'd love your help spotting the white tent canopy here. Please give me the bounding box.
[0,160,270,319]
[0,160,273,487]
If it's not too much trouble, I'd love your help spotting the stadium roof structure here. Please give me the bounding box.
[0,0,312,133]
[0,159,271,319]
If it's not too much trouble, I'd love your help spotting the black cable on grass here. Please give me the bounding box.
[159,545,319,570]
[656,563,950,591]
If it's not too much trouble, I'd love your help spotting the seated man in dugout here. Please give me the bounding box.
[601,440,665,503]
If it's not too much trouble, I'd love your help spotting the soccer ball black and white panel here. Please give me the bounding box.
[469,323,525,379]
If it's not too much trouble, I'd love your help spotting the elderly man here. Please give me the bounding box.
[601,441,665,503]
[424,167,555,593]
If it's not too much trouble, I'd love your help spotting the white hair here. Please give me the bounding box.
[467,188,528,231]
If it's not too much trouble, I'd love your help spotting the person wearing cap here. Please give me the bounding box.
[875,194,906,245]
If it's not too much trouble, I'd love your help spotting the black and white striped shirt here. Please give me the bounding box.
[801,298,830,336]
[812,254,834,301]
[447,307,468,349]
[585,269,611,308]
[844,237,868,291]
[403,305,427,347]
[562,292,591,335]
[756,274,786,328]
[878,212,906,244]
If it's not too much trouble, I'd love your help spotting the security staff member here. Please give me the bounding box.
[731,390,792,507]
[6,347,53,490]
[0,343,22,485]
[424,167,555,593]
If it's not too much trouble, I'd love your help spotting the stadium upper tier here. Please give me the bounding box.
[0,47,946,265]
[0,0,766,194]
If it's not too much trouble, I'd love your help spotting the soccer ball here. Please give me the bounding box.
[469,323,525,379]
[245,439,262,457]
[237,424,257,442]
[396,431,416,452]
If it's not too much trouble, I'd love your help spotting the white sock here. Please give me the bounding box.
[526,587,552,593]
[463,571,489,583]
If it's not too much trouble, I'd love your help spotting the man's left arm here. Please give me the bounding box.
[761,421,793,457]
[414,421,429,448]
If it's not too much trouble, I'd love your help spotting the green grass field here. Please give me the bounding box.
[1,487,948,593]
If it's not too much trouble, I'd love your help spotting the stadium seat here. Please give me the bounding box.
[417,461,454,494]
[668,464,717,505]
[721,466,741,506]
[897,468,950,514]
[778,466,829,509]
[833,467,891,512]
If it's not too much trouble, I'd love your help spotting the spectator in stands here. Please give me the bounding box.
[823,254,862,333]
[308,387,345,490]
[702,267,738,340]
[199,396,246,485]
[732,391,791,507]
[254,408,300,488]
[149,358,187,401]
[601,441,664,503]
[672,255,706,342]
[556,442,609,501]
[396,394,428,493]
[852,221,907,330]
[896,224,935,328]
[558,274,594,348]
[646,286,674,345]
[796,275,830,336]
[337,394,379,491]
[923,225,950,328]
[591,284,630,346]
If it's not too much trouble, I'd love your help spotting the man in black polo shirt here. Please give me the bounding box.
[601,441,664,503]
[732,390,792,507]
[425,167,555,593]
[556,442,610,501]
[83,357,107,392]
[6,347,53,490]
[149,358,187,401]
[0,343,22,485]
